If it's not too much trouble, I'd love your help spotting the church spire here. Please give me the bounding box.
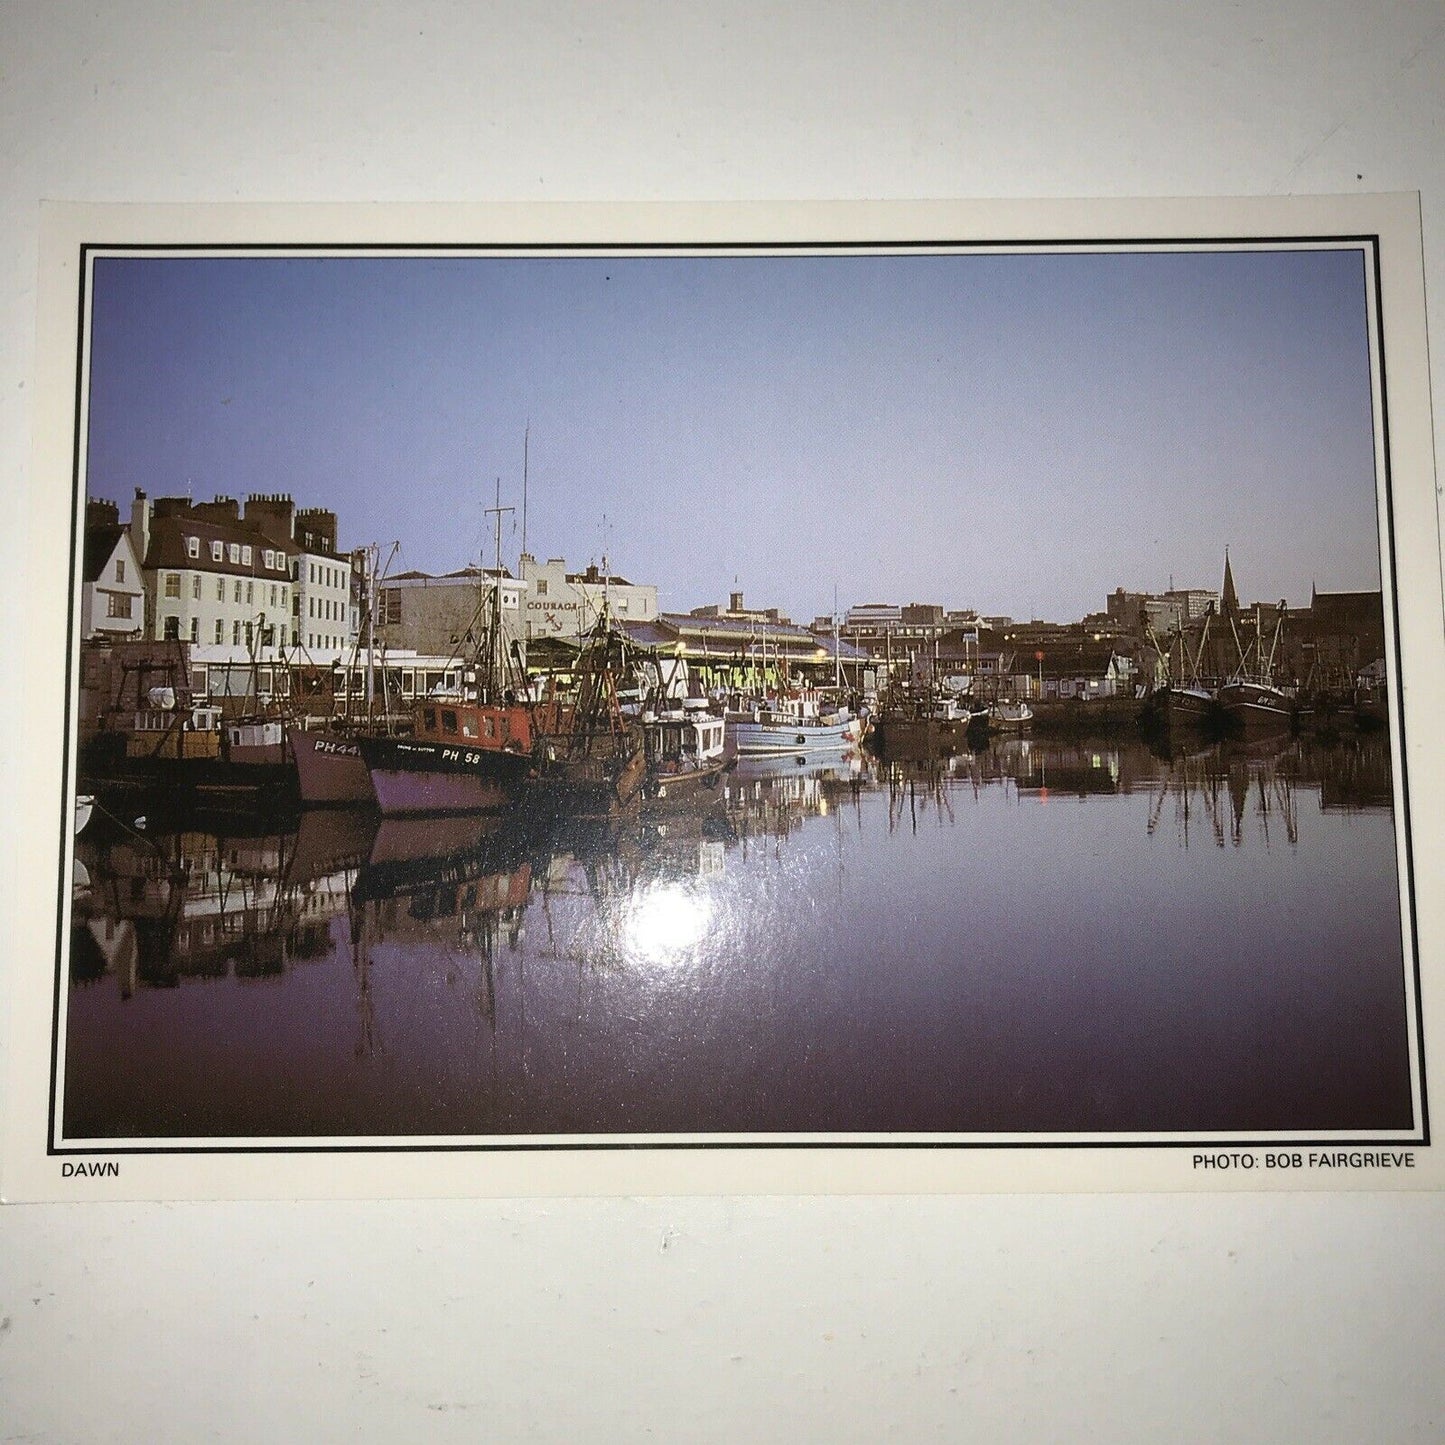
[1220,547,1239,615]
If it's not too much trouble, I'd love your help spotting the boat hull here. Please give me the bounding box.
[1218,682,1293,733]
[730,717,862,756]
[288,727,376,805]
[870,716,974,757]
[527,739,648,818]
[358,735,527,815]
[642,758,729,805]
[1166,687,1218,728]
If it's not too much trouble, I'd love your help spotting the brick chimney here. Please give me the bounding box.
[86,497,119,529]
[128,488,151,566]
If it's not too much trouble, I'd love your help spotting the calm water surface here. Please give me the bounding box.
[63,734,1412,1137]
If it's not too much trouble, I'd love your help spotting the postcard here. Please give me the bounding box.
[5,196,1441,1199]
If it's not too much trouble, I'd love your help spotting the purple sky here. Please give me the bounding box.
[82,246,1382,623]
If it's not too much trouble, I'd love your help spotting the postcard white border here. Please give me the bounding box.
[7,196,1442,1200]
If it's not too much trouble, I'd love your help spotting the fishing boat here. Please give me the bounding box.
[288,727,375,806]
[526,612,648,818]
[288,548,405,806]
[80,690,299,806]
[359,702,532,815]
[1217,678,1294,732]
[986,698,1035,732]
[728,688,863,756]
[641,700,729,803]
[358,543,537,814]
[1147,611,1223,731]
[868,691,981,757]
[1218,602,1294,734]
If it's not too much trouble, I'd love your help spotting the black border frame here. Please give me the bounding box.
[48,232,1429,1158]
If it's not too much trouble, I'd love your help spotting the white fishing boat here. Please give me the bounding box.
[642,701,729,802]
[727,690,863,756]
[987,699,1034,731]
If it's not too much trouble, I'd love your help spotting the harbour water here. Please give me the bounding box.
[62,732,1411,1139]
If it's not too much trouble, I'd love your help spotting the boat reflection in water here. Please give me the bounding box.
[63,731,1411,1139]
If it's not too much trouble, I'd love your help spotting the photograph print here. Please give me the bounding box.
[36,201,1436,1187]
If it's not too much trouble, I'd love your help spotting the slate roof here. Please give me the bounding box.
[82,524,131,584]
[142,514,297,577]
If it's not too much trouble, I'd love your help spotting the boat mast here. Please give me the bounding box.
[521,420,529,563]
[483,479,515,703]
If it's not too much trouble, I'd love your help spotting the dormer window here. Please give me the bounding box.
[228,543,240,564]
[241,545,252,566]
[186,535,200,559]
[114,558,125,583]
[264,548,275,570]
[211,540,223,561]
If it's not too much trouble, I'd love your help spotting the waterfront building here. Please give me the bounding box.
[1166,587,1219,623]
[1105,585,1219,639]
[840,601,953,658]
[1289,587,1386,690]
[245,496,355,658]
[518,553,659,640]
[374,567,525,662]
[996,625,1138,700]
[693,590,788,625]
[80,500,145,641]
[126,491,298,652]
[616,613,868,690]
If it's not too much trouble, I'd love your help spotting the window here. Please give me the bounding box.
[192,575,201,599]
[115,558,125,583]
[186,535,199,559]
[189,618,199,643]
[163,615,180,640]
[164,573,181,598]
[216,578,225,601]
[234,580,242,603]
[441,710,459,734]
[106,593,133,619]
[245,622,253,647]
[246,581,254,604]
[241,546,252,566]
[423,707,437,731]
[264,549,275,570]
[215,619,223,644]
[232,621,241,646]
[536,579,548,597]
[292,595,299,617]
[270,585,277,607]
[211,540,223,561]
[229,543,240,564]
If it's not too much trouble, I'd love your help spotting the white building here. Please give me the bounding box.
[127,492,298,652]
[518,554,659,641]
[375,567,526,661]
[245,496,354,658]
[80,504,145,640]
